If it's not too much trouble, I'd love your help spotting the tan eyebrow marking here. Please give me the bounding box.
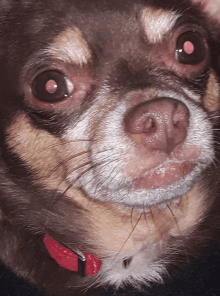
[140,8,179,43]
[47,27,92,65]
[203,72,220,113]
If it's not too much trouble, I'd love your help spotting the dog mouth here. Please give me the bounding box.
[132,159,196,190]
[79,144,204,207]
[125,142,200,190]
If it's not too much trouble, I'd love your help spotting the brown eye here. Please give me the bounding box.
[175,31,206,65]
[32,70,74,103]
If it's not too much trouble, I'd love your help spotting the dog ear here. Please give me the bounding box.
[191,0,220,22]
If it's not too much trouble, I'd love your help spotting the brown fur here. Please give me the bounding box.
[1,0,220,295]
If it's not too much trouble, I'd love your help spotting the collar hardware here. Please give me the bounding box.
[43,235,101,277]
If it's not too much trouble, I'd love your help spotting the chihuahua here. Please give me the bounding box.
[0,0,220,295]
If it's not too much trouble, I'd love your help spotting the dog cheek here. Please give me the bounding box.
[6,112,67,190]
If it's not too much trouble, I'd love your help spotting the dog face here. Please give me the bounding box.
[0,0,220,294]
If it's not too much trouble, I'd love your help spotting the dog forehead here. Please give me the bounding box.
[46,5,180,65]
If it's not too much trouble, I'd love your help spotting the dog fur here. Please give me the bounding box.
[0,0,220,295]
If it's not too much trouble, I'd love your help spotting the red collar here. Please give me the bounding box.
[44,235,102,277]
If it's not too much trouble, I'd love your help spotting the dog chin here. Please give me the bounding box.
[80,163,204,207]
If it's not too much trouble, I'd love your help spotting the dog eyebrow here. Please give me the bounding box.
[140,8,180,43]
[46,27,92,65]
[20,27,92,87]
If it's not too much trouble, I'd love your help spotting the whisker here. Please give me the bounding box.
[166,202,190,264]
[113,212,143,262]
[131,206,135,230]
[149,207,163,241]
[94,160,122,194]
[46,150,91,179]
[206,155,217,169]
[66,161,92,177]
[45,138,92,150]
[46,147,115,179]
[44,162,102,227]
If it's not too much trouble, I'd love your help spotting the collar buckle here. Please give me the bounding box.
[72,249,86,277]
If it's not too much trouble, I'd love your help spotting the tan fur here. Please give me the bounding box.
[6,113,67,188]
[47,27,92,65]
[6,112,91,192]
[7,112,206,258]
[203,72,220,112]
[66,183,205,256]
[140,8,179,43]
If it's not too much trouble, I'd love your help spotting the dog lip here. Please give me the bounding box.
[126,140,200,174]
[126,144,201,190]
[132,160,196,190]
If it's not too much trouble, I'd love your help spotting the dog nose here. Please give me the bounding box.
[124,98,189,155]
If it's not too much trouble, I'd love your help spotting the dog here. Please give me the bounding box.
[0,0,220,295]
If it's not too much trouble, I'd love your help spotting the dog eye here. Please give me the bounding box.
[175,31,206,65]
[32,70,74,103]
